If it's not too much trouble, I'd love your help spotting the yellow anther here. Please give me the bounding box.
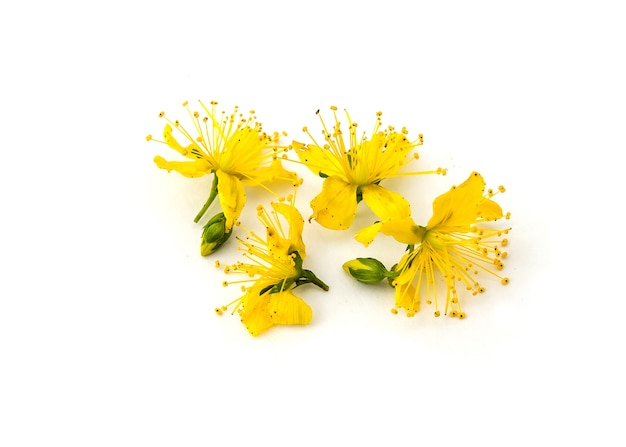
[501,238,508,246]
[146,135,152,141]
[434,311,441,317]
[215,308,223,315]
[501,278,509,285]
[498,185,506,193]
[158,111,165,118]
[182,101,188,106]
[391,308,398,315]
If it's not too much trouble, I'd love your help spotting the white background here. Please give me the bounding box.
[1,1,624,445]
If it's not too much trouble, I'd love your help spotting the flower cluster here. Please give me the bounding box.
[147,101,299,255]
[149,102,512,334]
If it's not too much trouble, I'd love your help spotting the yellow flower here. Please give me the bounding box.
[146,101,299,230]
[293,106,444,230]
[216,194,328,336]
[356,172,511,318]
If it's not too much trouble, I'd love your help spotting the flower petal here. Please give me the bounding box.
[379,217,425,245]
[477,198,503,221]
[310,176,358,230]
[394,282,420,316]
[272,202,306,258]
[239,289,273,336]
[268,291,313,326]
[427,172,502,232]
[266,226,292,262]
[216,170,245,230]
[361,184,411,221]
[293,141,345,179]
[243,158,300,186]
[163,124,204,160]
[154,156,211,178]
[355,222,383,247]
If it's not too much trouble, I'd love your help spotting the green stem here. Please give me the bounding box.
[298,270,330,291]
[194,174,219,223]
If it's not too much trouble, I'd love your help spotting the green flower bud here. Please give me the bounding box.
[342,257,391,284]
[200,212,232,256]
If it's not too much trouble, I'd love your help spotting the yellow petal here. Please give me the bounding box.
[427,172,502,232]
[361,184,411,221]
[293,140,345,178]
[154,156,211,178]
[355,222,383,247]
[216,170,245,230]
[266,226,292,261]
[379,217,425,245]
[272,202,306,258]
[477,197,503,221]
[310,176,358,230]
[239,289,273,336]
[163,124,204,160]
[393,251,419,286]
[395,282,420,315]
[244,158,299,186]
[268,291,313,326]
[362,131,414,179]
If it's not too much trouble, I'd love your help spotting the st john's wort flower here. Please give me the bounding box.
[147,101,300,235]
[292,106,444,230]
[216,193,328,336]
[354,172,511,318]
